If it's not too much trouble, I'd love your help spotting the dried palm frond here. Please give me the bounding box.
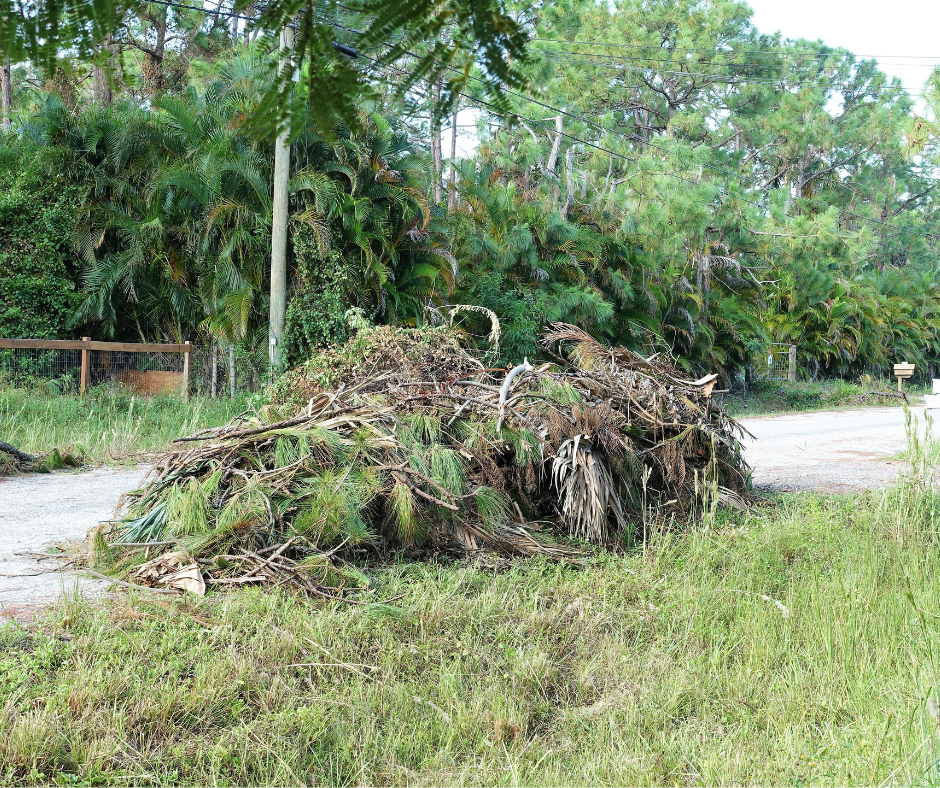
[551,437,628,541]
[98,322,749,599]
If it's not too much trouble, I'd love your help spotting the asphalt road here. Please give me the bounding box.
[738,405,926,493]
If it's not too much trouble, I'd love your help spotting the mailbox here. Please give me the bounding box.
[893,363,915,392]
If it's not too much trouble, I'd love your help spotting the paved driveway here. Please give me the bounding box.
[738,406,927,492]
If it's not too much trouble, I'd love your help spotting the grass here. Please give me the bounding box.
[725,377,924,417]
[0,386,251,464]
[4,396,940,785]
[4,477,940,784]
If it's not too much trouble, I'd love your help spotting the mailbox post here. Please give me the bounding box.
[893,363,915,392]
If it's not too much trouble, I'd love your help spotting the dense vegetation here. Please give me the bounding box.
[1,0,939,383]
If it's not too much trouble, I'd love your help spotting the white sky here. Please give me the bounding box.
[451,0,940,157]
[748,0,940,100]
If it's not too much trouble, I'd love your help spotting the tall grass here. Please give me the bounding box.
[5,402,940,784]
[0,386,250,462]
[4,480,940,784]
[726,377,920,417]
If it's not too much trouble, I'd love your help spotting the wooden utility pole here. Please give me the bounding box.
[80,337,90,395]
[210,336,218,398]
[180,340,191,401]
[269,23,294,370]
[229,344,236,398]
[1,59,11,131]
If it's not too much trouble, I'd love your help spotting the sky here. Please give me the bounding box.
[450,0,940,156]
[748,0,940,101]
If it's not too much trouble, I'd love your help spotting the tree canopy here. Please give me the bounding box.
[1,0,939,382]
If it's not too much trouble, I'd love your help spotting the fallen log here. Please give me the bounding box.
[0,441,36,463]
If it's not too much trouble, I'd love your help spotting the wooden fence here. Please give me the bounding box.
[0,338,192,398]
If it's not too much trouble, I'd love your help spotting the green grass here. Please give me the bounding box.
[0,387,251,464]
[5,481,940,785]
[725,377,923,417]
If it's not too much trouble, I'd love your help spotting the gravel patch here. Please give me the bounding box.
[0,465,148,620]
[738,406,925,493]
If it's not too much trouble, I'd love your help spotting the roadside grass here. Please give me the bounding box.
[0,386,251,464]
[4,479,940,785]
[725,377,921,417]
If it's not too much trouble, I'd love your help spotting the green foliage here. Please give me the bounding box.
[3,0,940,384]
[0,385,251,461]
[0,144,81,339]
[726,377,910,417]
[282,242,350,365]
[7,485,940,783]
[0,0,529,139]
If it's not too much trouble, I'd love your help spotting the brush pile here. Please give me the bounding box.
[0,441,36,474]
[101,323,750,597]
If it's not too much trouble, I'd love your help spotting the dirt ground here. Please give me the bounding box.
[738,405,926,493]
[0,466,147,621]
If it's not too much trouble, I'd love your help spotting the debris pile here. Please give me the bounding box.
[101,323,750,596]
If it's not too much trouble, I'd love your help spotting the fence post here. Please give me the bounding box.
[788,344,796,382]
[80,336,90,395]
[181,341,191,401]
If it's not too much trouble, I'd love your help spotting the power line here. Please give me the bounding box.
[141,0,259,22]
[534,51,928,92]
[441,56,940,245]
[91,0,940,254]
[321,7,940,62]
[532,45,940,71]
[530,38,940,60]
[324,17,940,246]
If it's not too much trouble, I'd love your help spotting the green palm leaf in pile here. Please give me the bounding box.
[102,323,750,597]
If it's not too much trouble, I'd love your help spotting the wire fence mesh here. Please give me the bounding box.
[0,344,264,397]
[0,347,83,392]
[189,344,267,396]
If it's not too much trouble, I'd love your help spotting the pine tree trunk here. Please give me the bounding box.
[92,65,110,106]
[562,148,574,219]
[431,77,443,203]
[92,45,112,108]
[1,60,11,131]
[210,336,218,398]
[142,12,168,98]
[447,104,458,210]
[547,116,563,175]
